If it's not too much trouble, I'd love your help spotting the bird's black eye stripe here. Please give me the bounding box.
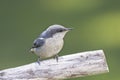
[59,29,63,32]
[57,28,65,32]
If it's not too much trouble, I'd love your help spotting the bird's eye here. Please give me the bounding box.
[58,29,63,32]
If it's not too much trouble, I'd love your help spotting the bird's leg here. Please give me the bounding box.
[54,54,59,62]
[37,57,41,65]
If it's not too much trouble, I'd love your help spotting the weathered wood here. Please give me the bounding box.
[0,50,109,80]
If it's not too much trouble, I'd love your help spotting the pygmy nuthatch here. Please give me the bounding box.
[30,24,72,64]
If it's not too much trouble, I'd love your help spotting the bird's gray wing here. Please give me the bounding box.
[32,38,45,48]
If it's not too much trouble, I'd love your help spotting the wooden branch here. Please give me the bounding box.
[0,50,109,80]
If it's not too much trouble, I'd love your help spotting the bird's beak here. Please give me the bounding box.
[66,28,73,31]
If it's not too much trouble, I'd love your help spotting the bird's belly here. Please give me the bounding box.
[35,38,64,59]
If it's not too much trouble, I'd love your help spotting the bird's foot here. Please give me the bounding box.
[37,57,41,65]
[54,55,59,62]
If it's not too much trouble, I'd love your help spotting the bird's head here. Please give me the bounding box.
[44,24,72,39]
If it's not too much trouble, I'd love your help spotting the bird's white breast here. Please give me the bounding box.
[34,32,65,59]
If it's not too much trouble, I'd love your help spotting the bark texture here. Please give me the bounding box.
[0,50,109,80]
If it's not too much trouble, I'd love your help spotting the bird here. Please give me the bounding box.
[30,24,72,64]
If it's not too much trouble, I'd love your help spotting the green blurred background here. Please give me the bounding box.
[0,0,120,80]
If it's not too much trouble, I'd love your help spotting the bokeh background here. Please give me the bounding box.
[0,0,120,80]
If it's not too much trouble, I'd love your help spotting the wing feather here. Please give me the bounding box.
[32,38,45,48]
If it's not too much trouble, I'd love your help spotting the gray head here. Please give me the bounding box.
[40,24,72,38]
